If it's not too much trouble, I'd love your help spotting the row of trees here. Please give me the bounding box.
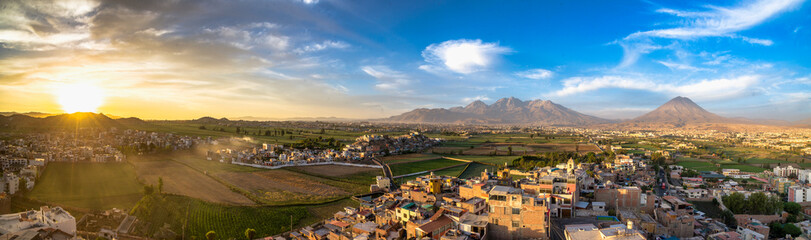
[722,192,782,215]
[510,152,603,171]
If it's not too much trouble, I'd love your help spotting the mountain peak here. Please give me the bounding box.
[385,97,611,125]
[632,96,725,124]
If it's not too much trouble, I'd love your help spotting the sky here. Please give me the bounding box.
[0,0,809,120]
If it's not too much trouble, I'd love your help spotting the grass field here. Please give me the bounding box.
[381,153,441,164]
[745,158,790,164]
[676,160,718,171]
[132,160,255,205]
[442,155,518,165]
[130,194,334,239]
[28,162,143,210]
[389,158,467,176]
[216,170,355,205]
[459,163,498,179]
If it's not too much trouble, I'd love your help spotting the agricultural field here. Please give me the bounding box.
[28,162,143,210]
[443,155,518,165]
[130,194,322,240]
[291,164,377,177]
[389,158,467,176]
[216,170,355,205]
[459,163,498,179]
[132,160,255,205]
[462,143,600,155]
[380,153,441,164]
[132,122,375,145]
[676,160,718,171]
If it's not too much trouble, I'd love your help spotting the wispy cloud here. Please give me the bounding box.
[421,39,511,74]
[515,68,554,80]
[551,75,760,101]
[361,65,412,93]
[294,40,350,54]
[461,95,490,103]
[618,0,802,67]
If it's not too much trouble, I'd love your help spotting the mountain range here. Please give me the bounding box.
[383,96,807,127]
[384,97,612,125]
[0,112,144,130]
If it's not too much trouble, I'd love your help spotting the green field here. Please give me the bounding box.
[443,155,519,165]
[131,194,354,239]
[459,163,498,179]
[381,153,441,164]
[28,162,143,210]
[676,160,717,171]
[745,158,790,164]
[389,158,466,176]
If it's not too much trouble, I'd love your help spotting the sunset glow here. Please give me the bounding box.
[56,83,105,113]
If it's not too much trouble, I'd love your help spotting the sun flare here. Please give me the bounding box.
[56,83,105,113]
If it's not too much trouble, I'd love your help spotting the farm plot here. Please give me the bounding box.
[292,164,377,177]
[459,163,498,179]
[443,155,519,165]
[27,162,143,210]
[216,170,353,205]
[133,160,254,205]
[676,160,718,171]
[381,153,441,164]
[130,194,310,240]
[389,158,467,177]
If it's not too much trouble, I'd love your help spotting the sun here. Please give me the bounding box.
[56,83,105,113]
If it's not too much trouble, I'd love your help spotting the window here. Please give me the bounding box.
[512,208,521,214]
[512,221,520,228]
[490,205,495,213]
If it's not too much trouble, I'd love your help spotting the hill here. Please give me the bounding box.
[383,97,612,125]
[630,96,726,124]
[0,112,146,131]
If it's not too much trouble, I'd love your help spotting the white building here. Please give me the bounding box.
[0,206,76,236]
[788,186,811,203]
[774,166,800,177]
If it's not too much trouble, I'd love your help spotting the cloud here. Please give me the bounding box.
[551,75,760,101]
[421,39,511,74]
[739,36,774,46]
[294,40,349,53]
[618,0,801,67]
[297,0,319,5]
[635,0,802,40]
[657,61,711,71]
[361,65,412,93]
[461,95,490,103]
[516,68,554,80]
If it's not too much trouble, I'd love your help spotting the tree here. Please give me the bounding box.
[206,231,217,240]
[769,222,784,238]
[723,192,746,213]
[17,178,28,195]
[143,185,154,195]
[245,229,256,240]
[157,177,164,194]
[721,210,737,228]
[784,223,802,237]
[507,146,513,156]
[785,202,802,215]
[199,125,206,130]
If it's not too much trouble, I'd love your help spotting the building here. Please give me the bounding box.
[595,187,642,210]
[563,222,645,240]
[0,206,76,236]
[487,185,549,240]
[788,186,811,203]
[774,165,800,178]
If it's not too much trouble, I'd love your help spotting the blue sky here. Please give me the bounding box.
[0,0,809,120]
